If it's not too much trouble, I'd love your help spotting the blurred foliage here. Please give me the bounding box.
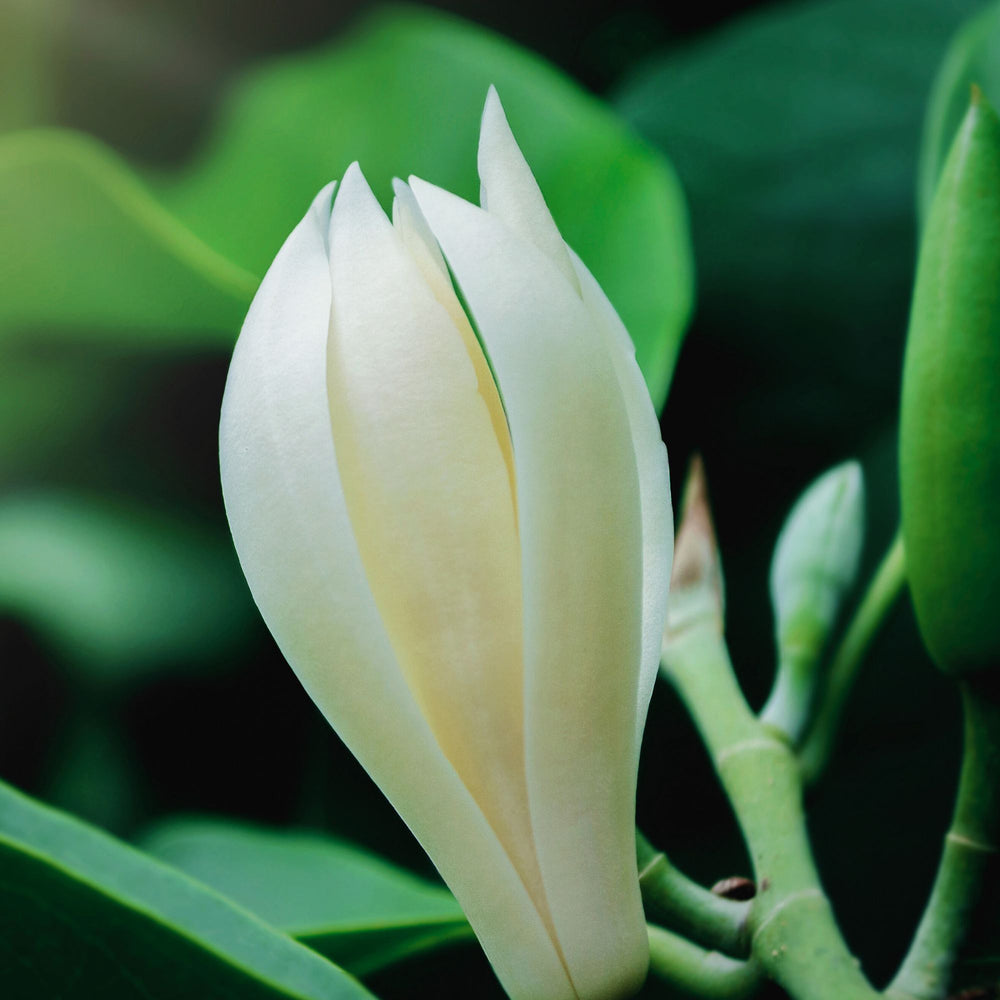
[0,128,256,333]
[0,492,253,679]
[615,0,982,471]
[1,6,692,407]
[1,0,999,996]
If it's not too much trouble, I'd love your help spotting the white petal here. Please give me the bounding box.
[411,177,648,1000]
[478,87,580,294]
[220,183,571,1000]
[479,89,672,750]
[569,249,673,749]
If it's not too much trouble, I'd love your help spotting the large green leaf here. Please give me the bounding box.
[151,5,691,406]
[917,0,1000,219]
[0,780,375,1000]
[0,493,254,680]
[141,818,474,976]
[0,128,257,336]
[614,0,981,441]
[1,7,691,408]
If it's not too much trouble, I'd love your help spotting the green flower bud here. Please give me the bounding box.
[760,462,865,742]
[900,88,1000,677]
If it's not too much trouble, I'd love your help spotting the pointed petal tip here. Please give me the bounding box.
[340,160,364,185]
[479,84,517,162]
[482,84,505,128]
[331,160,390,232]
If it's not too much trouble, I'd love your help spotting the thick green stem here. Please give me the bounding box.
[647,923,763,999]
[661,628,881,1000]
[637,831,751,957]
[886,675,1000,1000]
[799,533,906,783]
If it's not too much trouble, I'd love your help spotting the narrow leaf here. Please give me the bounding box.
[0,781,375,1000]
[141,818,474,975]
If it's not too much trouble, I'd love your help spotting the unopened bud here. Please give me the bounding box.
[761,461,865,742]
[901,90,1000,677]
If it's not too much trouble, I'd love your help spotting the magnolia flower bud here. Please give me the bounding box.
[219,89,673,1000]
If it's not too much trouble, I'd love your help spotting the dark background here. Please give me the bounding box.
[0,0,970,996]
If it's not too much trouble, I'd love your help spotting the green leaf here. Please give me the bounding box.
[140,818,474,976]
[917,0,1000,220]
[613,0,981,433]
[0,780,375,1000]
[0,128,257,336]
[152,5,691,406]
[0,493,255,681]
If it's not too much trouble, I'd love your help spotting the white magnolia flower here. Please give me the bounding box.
[220,88,672,1000]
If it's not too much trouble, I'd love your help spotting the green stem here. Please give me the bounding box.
[637,831,751,957]
[661,628,880,1000]
[647,922,763,999]
[799,532,906,783]
[886,674,1000,1000]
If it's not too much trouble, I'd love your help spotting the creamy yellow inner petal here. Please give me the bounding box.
[324,167,552,937]
[392,179,518,519]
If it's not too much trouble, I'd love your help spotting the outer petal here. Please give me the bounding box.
[477,87,579,293]
[568,250,673,748]
[411,177,648,1000]
[219,185,572,1000]
[476,88,673,749]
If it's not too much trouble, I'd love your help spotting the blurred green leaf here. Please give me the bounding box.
[917,0,1000,220]
[614,0,981,439]
[0,493,254,680]
[153,5,692,406]
[0,780,375,1000]
[141,818,474,976]
[0,128,257,335]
